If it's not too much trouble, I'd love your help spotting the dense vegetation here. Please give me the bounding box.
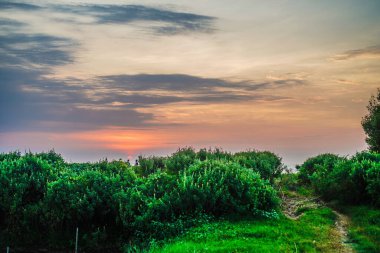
[297,152,380,206]
[1,147,379,252]
[0,148,282,252]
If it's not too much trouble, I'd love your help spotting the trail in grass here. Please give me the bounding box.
[281,191,355,253]
[332,210,355,253]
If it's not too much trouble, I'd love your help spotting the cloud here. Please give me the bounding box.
[1,66,301,132]
[0,18,25,27]
[0,25,155,132]
[330,45,380,61]
[0,2,215,36]
[0,1,42,10]
[0,67,157,132]
[98,74,304,95]
[54,4,216,35]
[0,33,75,66]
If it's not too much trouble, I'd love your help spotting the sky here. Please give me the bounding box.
[1,0,380,167]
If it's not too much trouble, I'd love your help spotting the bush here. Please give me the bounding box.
[233,150,283,183]
[366,163,380,206]
[0,149,282,251]
[0,150,21,162]
[298,153,343,184]
[174,160,279,216]
[137,156,166,176]
[309,158,357,202]
[165,147,197,173]
[0,154,51,220]
[299,152,380,206]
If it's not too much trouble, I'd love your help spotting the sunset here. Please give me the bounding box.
[1,0,379,166]
[1,1,380,252]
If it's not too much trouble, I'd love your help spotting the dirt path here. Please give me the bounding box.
[332,210,355,253]
[280,191,355,253]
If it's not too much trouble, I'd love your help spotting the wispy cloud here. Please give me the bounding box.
[330,45,380,61]
[0,18,25,27]
[98,74,304,93]
[0,1,42,11]
[0,66,301,132]
[55,4,216,35]
[0,33,75,66]
[1,1,216,35]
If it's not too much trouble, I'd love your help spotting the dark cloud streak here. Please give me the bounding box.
[0,33,74,66]
[0,1,42,10]
[331,45,380,61]
[54,4,216,35]
[99,74,305,93]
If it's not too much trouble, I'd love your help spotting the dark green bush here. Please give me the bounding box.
[35,149,65,166]
[0,149,281,251]
[174,160,279,216]
[165,147,197,173]
[0,150,21,162]
[196,147,233,161]
[137,155,166,176]
[0,154,51,219]
[298,153,343,184]
[299,151,380,206]
[309,158,357,202]
[366,162,380,206]
[233,150,283,183]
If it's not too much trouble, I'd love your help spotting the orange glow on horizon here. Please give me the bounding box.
[59,128,171,155]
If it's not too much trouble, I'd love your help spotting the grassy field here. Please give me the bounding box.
[152,208,346,253]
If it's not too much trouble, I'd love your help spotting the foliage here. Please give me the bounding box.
[298,151,380,206]
[175,160,279,216]
[137,156,166,177]
[362,88,380,152]
[0,150,21,162]
[297,153,343,184]
[165,147,197,173]
[0,148,280,251]
[366,163,380,206]
[234,150,283,183]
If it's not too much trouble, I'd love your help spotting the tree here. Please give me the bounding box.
[362,88,380,152]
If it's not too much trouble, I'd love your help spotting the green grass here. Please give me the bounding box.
[339,205,380,253]
[151,208,343,253]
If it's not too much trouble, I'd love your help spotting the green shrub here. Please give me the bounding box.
[0,154,51,219]
[0,150,21,162]
[174,160,279,216]
[299,151,380,206]
[196,147,233,161]
[0,149,282,251]
[114,159,279,241]
[35,149,65,166]
[298,153,343,184]
[138,156,166,176]
[353,151,380,163]
[165,147,197,173]
[309,158,358,202]
[233,150,283,183]
[366,163,380,206]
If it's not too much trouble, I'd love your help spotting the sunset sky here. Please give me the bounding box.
[1,0,380,167]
